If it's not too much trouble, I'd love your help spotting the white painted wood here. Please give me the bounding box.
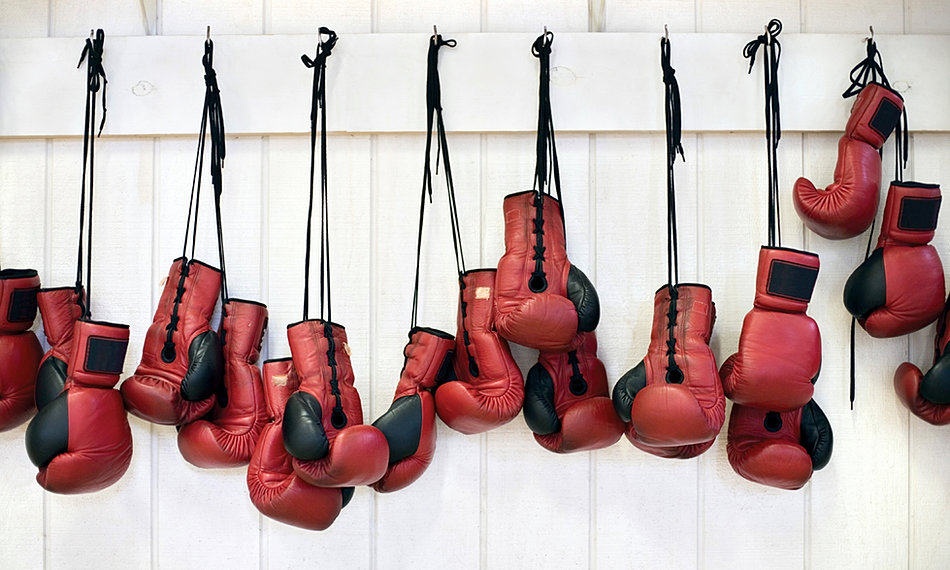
[377,0,481,33]
[268,0,372,34]
[0,138,46,570]
[161,0,263,36]
[0,0,48,38]
[699,0,801,33]
[698,133,807,568]
[801,0,903,34]
[906,0,950,34]
[593,133,703,569]
[372,134,482,569]
[262,133,376,568]
[803,132,910,569]
[604,0,697,33]
[903,133,950,569]
[3,33,950,139]
[50,0,147,37]
[483,0,590,32]
[45,138,153,570]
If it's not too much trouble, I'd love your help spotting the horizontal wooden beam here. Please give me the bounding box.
[1,32,947,137]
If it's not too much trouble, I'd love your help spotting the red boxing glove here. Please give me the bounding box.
[523,331,623,453]
[247,358,352,531]
[720,247,821,411]
[612,284,724,458]
[122,258,224,425]
[435,269,524,434]
[727,399,833,490]
[0,269,42,431]
[25,319,133,493]
[893,296,950,425]
[794,83,904,239]
[282,320,389,487]
[35,286,84,411]
[495,191,599,351]
[178,300,269,468]
[371,327,454,493]
[844,182,944,338]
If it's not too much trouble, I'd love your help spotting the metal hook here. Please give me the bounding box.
[432,24,438,44]
[206,25,211,41]
[664,24,669,40]
[544,25,548,35]
[764,24,771,45]
[90,29,95,38]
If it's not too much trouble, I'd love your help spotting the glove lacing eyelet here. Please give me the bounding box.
[324,322,347,429]
[567,351,587,396]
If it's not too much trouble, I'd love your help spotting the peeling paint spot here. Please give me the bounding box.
[551,66,576,86]
[892,80,910,93]
[132,81,154,96]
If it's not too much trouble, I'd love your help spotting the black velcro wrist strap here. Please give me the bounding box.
[9,287,39,322]
[767,260,818,302]
[898,196,941,231]
[870,97,901,140]
[85,336,129,374]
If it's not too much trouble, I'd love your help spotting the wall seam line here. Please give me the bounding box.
[369,133,379,570]
[42,136,52,570]
[259,135,270,570]
[149,136,160,570]
[587,131,597,570]
[478,132,488,570]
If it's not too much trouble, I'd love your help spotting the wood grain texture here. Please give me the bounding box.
[0,0,48,38]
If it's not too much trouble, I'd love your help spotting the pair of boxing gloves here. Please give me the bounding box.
[22,258,271,494]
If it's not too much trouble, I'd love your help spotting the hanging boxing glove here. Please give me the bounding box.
[283,320,389,487]
[178,299,268,468]
[121,258,224,425]
[893,295,950,425]
[371,327,454,493]
[524,331,623,453]
[720,247,821,411]
[0,269,42,431]
[727,399,833,490]
[25,319,133,494]
[35,287,84,411]
[794,83,904,239]
[247,357,352,531]
[495,191,599,352]
[435,269,524,434]
[612,284,724,458]
[844,181,944,338]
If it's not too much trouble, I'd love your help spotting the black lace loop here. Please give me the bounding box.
[74,29,107,320]
[661,36,685,289]
[842,37,908,184]
[744,19,783,248]
[411,33,459,328]
[531,31,561,203]
[301,27,337,322]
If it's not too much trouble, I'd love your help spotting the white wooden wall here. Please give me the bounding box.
[1,1,949,568]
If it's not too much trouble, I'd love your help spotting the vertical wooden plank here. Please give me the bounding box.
[268,0,372,34]
[801,0,903,33]
[698,0,801,32]
[50,0,147,37]
[44,138,153,570]
[698,133,806,569]
[604,0,697,33]
[263,134,376,567]
[0,139,47,570]
[152,137,262,570]
[161,0,264,35]
[483,0,590,32]
[0,0,48,37]
[593,133,702,569]
[902,133,950,569]
[802,132,909,569]
[906,0,950,34]
[372,133,482,569]
[376,0,481,33]
[482,133,594,569]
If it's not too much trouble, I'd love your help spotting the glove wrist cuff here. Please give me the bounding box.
[754,247,819,312]
[67,320,130,389]
[879,182,941,246]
